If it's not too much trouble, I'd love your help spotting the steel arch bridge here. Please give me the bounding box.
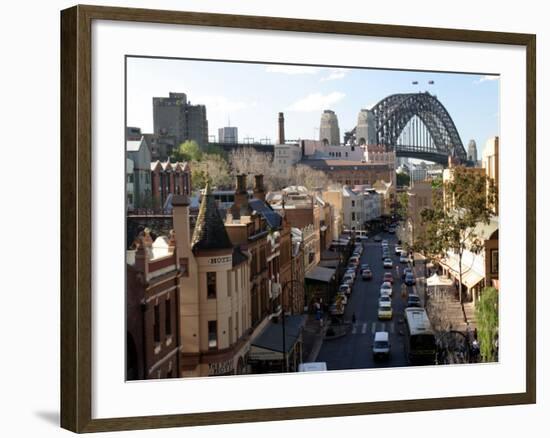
[346,92,468,165]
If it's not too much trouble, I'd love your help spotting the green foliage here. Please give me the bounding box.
[190,153,232,191]
[203,143,227,159]
[171,140,202,162]
[396,192,409,220]
[396,172,410,187]
[419,166,497,301]
[475,287,499,362]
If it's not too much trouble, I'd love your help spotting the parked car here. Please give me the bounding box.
[339,284,351,296]
[380,281,393,296]
[361,268,373,280]
[383,272,394,284]
[383,258,393,269]
[395,245,403,255]
[349,255,360,264]
[343,274,354,286]
[388,227,396,234]
[400,252,410,263]
[382,239,389,246]
[361,263,370,271]
[407,294,421,308]
[405,272,416,286]
[374,235,382,242]
[402,267,413,281]
[378,302,393,320]
[372,331,391,359]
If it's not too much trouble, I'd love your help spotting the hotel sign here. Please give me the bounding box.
[208,256,232,265]
[208,359,234,376]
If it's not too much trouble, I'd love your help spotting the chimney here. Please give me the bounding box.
[254,174,266,201]
[233,174,249,215]
[278,112,285,144]
[171,194,192,262]
[133,228,153,277]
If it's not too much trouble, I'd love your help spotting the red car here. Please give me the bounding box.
[383,272,394,284]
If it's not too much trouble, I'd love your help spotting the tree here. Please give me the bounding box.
[171,140,202,162]
[475,287,499,362]
[190,153,232,190]
[396,172,410,187]
[420,166,497,303]
[396,191,409,221]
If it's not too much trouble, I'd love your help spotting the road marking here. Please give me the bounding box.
[381,322,386,332]
[371,322,376,334]
[351,324,357,334]
[389,322,394,333]
[361,323,368,334]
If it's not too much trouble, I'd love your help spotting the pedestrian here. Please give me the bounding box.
[352,312,356,325]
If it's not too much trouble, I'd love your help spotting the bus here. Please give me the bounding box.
[403,307,437,365]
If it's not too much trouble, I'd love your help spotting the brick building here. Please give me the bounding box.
[126,229,181,380]
[150,160,191,208]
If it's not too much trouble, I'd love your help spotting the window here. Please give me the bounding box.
[491,249,499,274]
[229,316,233,345]
[153,304,160,343]
[127,174,134,183]
[165,298,172,336]
[351,200,355,207]
[227,271,232,297]
[351,212,356,221]
[207,272,217,298]
[208,320,217,349]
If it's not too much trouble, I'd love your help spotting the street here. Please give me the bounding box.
[317,232,411,370]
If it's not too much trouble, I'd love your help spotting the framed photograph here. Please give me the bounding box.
[60,4,536,433]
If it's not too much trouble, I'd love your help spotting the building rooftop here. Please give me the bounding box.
[126,139,144,152]
[191,182,234,252]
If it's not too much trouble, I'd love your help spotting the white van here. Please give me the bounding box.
[298,362,328,372]
[372,331,391,359]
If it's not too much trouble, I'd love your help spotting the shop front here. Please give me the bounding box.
[248,315,305,374]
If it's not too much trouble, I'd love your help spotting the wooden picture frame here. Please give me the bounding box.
[60,4,536,433]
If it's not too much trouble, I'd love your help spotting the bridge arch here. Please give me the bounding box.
[346,92,467,165]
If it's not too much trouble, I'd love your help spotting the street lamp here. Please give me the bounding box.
[280,279,305,373]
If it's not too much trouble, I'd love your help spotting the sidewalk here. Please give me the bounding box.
[411,253,476,334]
[301,313,329,362]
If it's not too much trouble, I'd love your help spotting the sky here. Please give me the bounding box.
[126,57,499,160]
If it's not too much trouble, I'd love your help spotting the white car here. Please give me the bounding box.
[343,274,354,286]
[383,258,393,269]
[400,252,410,263]
[372,331,391,359]
[380,281,393,297]
[339,284,351,296]
[378,295,391,306]
[395,246,403,255]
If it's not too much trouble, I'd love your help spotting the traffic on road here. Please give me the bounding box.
[318,230,434,370]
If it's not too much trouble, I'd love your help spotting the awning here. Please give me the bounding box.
[319,259,340,269]
[426,273,454,287]
[305,266,336,283]
[461,269,484,288]
[440,258,484,289]
[249,315,305,361]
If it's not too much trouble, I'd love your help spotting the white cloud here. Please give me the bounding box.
[286,92,346,112]
[476,75,499,84]
[320,68,349,82]
[265,65,321,75]
[195,96,256,112]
